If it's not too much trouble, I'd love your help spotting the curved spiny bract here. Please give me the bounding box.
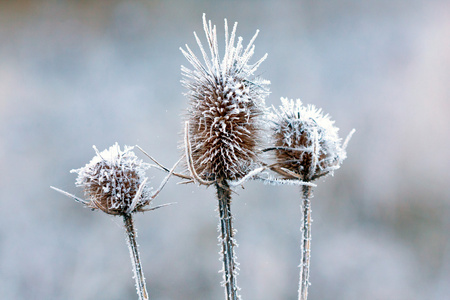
[181,14,269,182]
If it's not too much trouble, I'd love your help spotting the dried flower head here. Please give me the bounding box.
[269,98,354,181]
[70,143,152,215]
[181,14,270,182]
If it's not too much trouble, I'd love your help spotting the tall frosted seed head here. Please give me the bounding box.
[270,98,351,181]
[180,14,270,182]
[70,143,152,215]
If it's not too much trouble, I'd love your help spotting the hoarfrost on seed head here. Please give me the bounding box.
[180,14,270,181]
[269,98,352,180]
[70,143,152,215]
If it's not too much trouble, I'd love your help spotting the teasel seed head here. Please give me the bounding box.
[70,143,152,215]
[180,14,270,182]
[269,98,354,181]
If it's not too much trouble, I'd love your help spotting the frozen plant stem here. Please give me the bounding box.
[216,180,240,300]
[123,214,149,300]
[268,99,354,299]
[299,185,313,300]
[52,144,179,299]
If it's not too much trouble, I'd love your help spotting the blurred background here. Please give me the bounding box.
[1,0,449,299]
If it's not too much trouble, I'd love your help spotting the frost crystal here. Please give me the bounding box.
[181,14,270,181]
[71,143,152,215]
[269,98,352,181]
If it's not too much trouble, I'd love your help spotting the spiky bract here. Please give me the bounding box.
[71,143,152,215]
[270,98,347,181]
[181,14,270,182]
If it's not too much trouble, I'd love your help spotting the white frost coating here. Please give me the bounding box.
[229,166,265,186]
[269,98,354,179]
[180,13,269,111]
[70,143,152,213]
[271,98,340,147]
[180,14,270,181]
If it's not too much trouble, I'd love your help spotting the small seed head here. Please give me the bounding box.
[71,143,152,215]
[270,98,347,181]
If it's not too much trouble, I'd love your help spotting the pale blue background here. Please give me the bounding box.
[1,0,449,299]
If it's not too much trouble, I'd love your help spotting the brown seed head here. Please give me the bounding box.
[181,14,270,182]
[270,98,348,181]
[71,143,152,215]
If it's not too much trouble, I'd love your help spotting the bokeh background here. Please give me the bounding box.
[1,0,449,299]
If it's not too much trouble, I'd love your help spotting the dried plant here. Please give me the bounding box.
[49,14,356,300]
[51,143,179,300]
[268,98,354,300]
[180,14,270,300]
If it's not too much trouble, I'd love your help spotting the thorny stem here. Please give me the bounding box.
[298,185,313,300]
[216,180,240,300]
[123,214,149,300]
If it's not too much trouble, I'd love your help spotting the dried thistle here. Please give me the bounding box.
[269,98,354,181]
[52,143,179,300]
[180,14,270,300]
[70,143,153,215]
[181,13,269,184]
[268,98,354,300]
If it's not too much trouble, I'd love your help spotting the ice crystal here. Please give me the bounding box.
[269,98,353,181]
[70,143,152,215]
[181,14,270,182]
